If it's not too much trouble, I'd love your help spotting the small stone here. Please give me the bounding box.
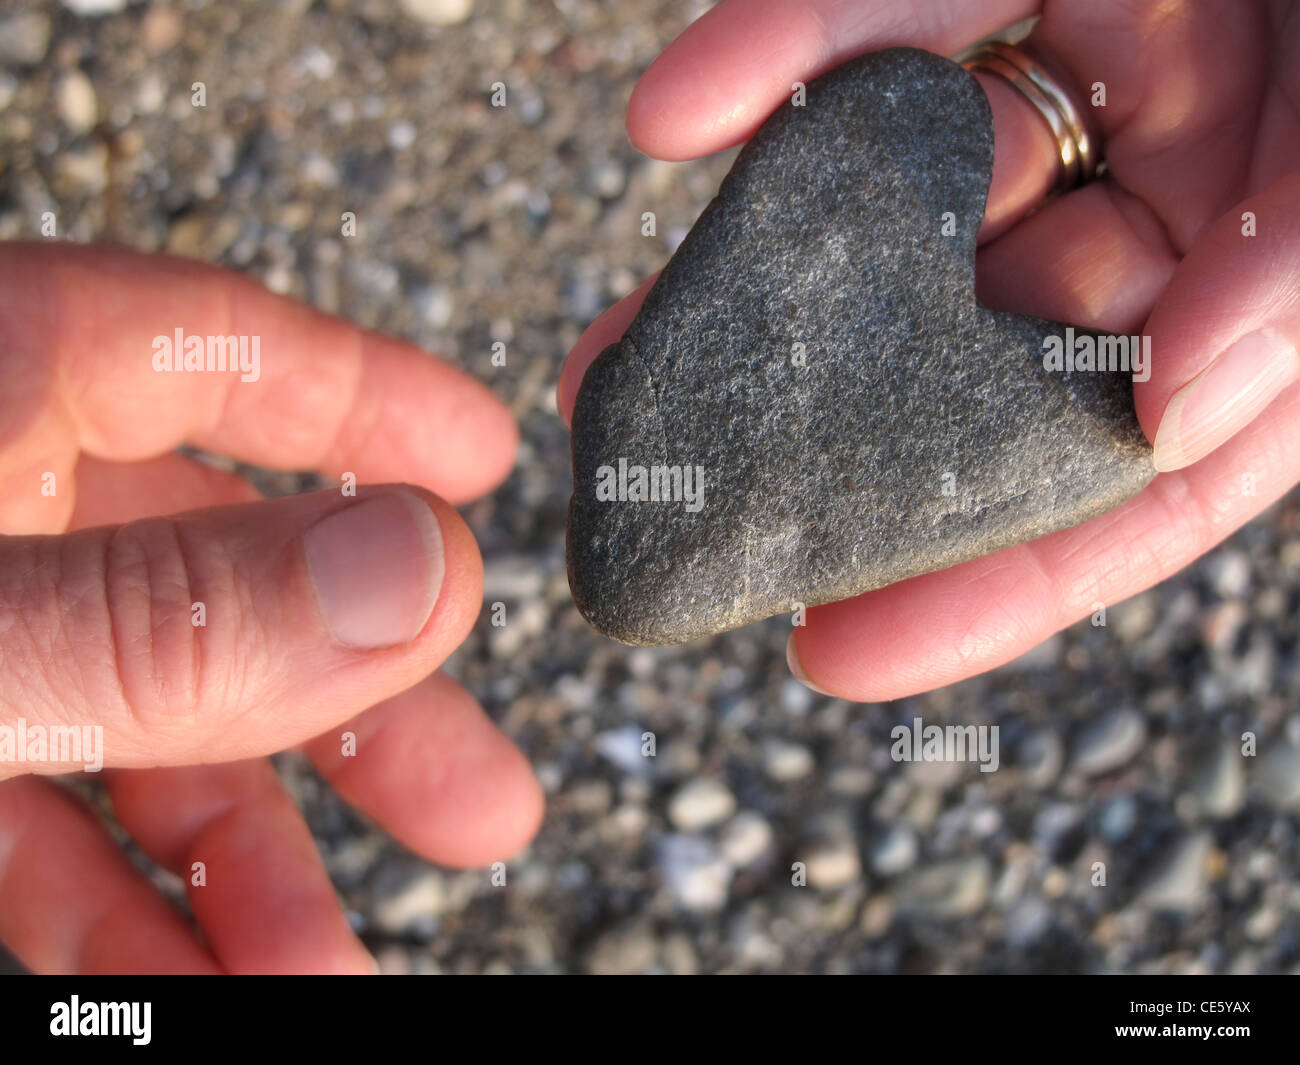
[1206,549,1251,598]
[567,48,1154,644]
[1244,904,1281,942]
[1187,741,1245,818]
[1255,740,1300,808]
[779,678,814,715]
[868,823,918,876]
[373,870,446,935]
[657,835,731,912]
[56,71,97,134]
[896,856,991,918]
[1005,895,1052,947]
[0,13,51,66]
[667,778,735,831]
[584,160,626,200]
[399,0,473,26]
[859,894,894,937]
[1034,802,1086,860]
[1098,794,1138,842]
[141,6,184,55]
[1135,832,1212,914]
[481,553,548,600]
[762,739,814,782]
[591,730,641,777]
[60,0,126,15]
[804,837,861,890]
[1018,728,1064,789]
[1071,709,1146,777]
[585,924,658,975]
[719,812,774,869]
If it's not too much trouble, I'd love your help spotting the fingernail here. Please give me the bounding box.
[303,490,445,649]
[786,636,834,697]
[1152,327,1299,473]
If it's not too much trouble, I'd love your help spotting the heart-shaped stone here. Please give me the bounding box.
[568,47,1155,646]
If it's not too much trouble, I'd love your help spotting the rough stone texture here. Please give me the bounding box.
[569,47,1155,645]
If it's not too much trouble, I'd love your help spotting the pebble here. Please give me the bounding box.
[60,0,126,15]
[1135,833,1212,914]
[657,836,731,912]
[804,837,861,890]
[0,13,51,66]
[1255,740,1300,809]
[56,71,98,135]
[594,727,650,777]
[897,856,992,918]
[868,823,918,876]
[584,160,626,199]
[399,0,474,26]
[481,553,548,600]
[1018,728,1064,789]
[779,677,815,716]
[1034,802,1086,861]
[1098,794,1138,843]
[1188,741,1246,818]
[373,871,446,935]
[1005,895,1053,947]
[667,778,736,832]
[1206,549,1252,598]
[719,812,774,869]
[141,6,184,55]
[1071,709,1146,777]
[761,739,814,782]
[585,925,657,975]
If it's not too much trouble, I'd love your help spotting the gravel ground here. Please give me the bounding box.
[2,0,1298,974]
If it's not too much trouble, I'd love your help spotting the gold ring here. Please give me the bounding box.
[962,40,1100,197]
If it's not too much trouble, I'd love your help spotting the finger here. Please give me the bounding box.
[628,0,1038,160]
[627,1,1062,242]
[789,391,1299,700]
[1033,0,1272,251]
[1136,172,1300,472]
[69,452,260,531]
[304,673,543,869]
[975,177,1178,334]
[0,777,219,974]
[0,243,516,535]
[107,760,375,974]
[0,485,482,776]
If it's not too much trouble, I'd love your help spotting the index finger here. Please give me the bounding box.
[0,243,517,518]
[627,0,1038,160]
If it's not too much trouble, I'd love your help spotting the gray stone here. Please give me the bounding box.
[719,811,774,869]
[1187,740,1246,818]
[567,48,1154,644]
[657,835,731,912]
[0,13,50,66]
[868,823,919,876]
[1071,708,1146,777]
[895,856,992,918]
[667,778,735,831]
[1135,832,1213,914]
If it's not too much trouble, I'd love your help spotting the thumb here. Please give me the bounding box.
[1139,171,1300,472]
[0,485,481,777]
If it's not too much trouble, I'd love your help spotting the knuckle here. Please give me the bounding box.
[101,517,209,729]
